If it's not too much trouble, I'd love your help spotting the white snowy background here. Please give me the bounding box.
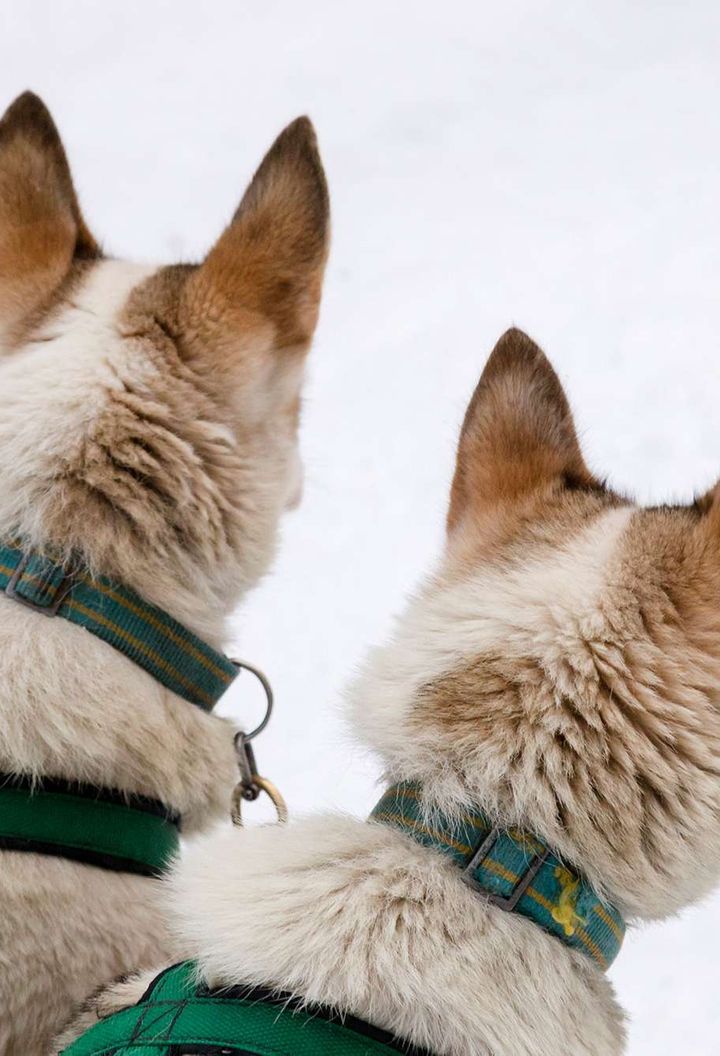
[3,2,720,1051]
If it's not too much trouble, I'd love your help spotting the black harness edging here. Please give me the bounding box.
[205,981,437,1055]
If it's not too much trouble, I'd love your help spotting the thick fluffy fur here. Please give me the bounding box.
[0,92,329,1055]
[58,334,720,1056]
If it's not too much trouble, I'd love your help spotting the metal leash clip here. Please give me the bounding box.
[230,660,288,827]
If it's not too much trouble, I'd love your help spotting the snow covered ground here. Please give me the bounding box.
[3,2,720,1050]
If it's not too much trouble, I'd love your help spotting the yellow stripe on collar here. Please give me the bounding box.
[371,781,625,970]
[0,542,238,709]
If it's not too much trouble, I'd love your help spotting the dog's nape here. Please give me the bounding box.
[0,91,330,613]
[351,326,720,924]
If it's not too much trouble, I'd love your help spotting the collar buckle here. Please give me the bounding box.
[5,552,78,617]
[462,826,549,911]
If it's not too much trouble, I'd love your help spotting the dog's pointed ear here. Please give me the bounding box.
[0,92,98,339]
[693,483,720,535]
[181,116,329,373]
[447,328,597,533]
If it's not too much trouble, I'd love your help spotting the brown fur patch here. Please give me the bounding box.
[448,328,600,535]
[416,504,720,916]
[0,92,100,343]
[446,484,624,582]
[35,264,270,591]
[446,328,619,571]
[182,116,330,364]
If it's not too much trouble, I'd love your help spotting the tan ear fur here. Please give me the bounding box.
[181,116,329,372]
[447,327,597,532]
[0,92,98,340]
[695,481,720,521]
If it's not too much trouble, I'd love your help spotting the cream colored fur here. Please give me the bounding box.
[169,819,624,1056]
[57,334,720,1049]
[61,327,720,1047]
[0,261,236,1055]
[350,507,633,810]
[152,512,631,1056]
[0,91,329,1055]
[63,811,624,1056]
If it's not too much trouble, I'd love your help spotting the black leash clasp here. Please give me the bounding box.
[230,660,288,826]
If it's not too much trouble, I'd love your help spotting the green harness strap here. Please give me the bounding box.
[0,775,179,878]
[61,961,434,1056]
[371,782,626,970]
[0,542,232,877]
[0,542,238,710]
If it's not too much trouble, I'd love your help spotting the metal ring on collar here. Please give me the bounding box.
[230,659,274,740]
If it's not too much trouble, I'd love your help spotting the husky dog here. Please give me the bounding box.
[58,329,720,1055]
[0,91,329,1056]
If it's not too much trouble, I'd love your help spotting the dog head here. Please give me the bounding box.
[351,327,720,921]
[0,92,329,634]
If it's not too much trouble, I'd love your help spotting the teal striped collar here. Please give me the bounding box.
[0,541,238,710]
[371,782,625,970]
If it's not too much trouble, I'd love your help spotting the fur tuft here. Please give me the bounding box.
[159,818,625,1056]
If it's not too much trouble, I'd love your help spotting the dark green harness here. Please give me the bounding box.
[61,961,435,1056]
[0,541,239,877]
[0,775,179,877]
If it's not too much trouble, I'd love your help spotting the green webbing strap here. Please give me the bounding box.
[371,782,625,970]
[0,775,179,878]
[61,961,434,1056]
[0,542,238,710]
